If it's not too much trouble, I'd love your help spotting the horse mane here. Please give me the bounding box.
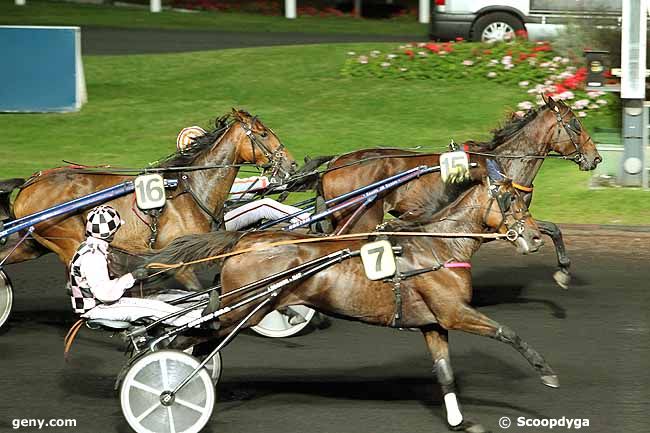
[155,114,233,168]
[466,105,548,152]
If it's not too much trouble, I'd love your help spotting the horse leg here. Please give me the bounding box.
[439,304,559,388]
[423,326,487,433]
[0,235,50,265]
[535,219,571,289]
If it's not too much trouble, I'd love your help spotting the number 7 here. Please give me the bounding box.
[368,246,384,272]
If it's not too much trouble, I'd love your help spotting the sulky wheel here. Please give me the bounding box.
[0,269,13,330]
[120,350,215,433]
[185,346,223,386]
[251,306,316,338]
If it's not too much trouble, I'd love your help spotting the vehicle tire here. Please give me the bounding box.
[120,350,215,433]
[472,12,524,43]
[251,306,317,338]
[185,343,223,386]
[0,269,13,329]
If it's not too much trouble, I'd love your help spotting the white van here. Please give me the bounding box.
[429,0,622,42]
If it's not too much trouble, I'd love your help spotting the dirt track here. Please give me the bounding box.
[0,230,648,433]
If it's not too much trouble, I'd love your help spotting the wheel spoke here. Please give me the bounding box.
[263,311,288,330]
[136,401,161,423]
[167,406,176,433]
[131,380,163,396]
[160,358,169,389]
[175,396,208,414]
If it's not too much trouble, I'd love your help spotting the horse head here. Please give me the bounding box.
[230,109,297,181]
[482,168,543,254]
[542,94,602,171]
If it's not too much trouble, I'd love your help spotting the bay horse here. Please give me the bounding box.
[147,173,553,432]
[319,95,601,288]
[0,109,296,291]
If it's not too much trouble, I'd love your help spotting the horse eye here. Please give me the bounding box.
[570,118,581,133]
[260,131,268,138]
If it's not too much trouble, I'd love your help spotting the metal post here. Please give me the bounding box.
[150,0,161,13]
[285,0,296,19]
[619,0,647,186]
[354,0,362,18]
[419,0,430,24]
[15,0,26,5]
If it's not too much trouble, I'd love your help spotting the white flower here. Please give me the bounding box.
[540,62,551,68]
[588,90,605,98]
[380,62,391,68]
[574,99,590,108]
[558,71,573,79]
[504,64,514,70]
[399,67,408,72]
[549,67,557,72]
[439,50,448,55]
[544,80,554,85]
[588,104,599,109]
[417,42,426,47]
[553,56,562,62]
[561,57,571,64]
[515,111,526,117]
[418,51,428,56]
[501,55,512,65]
[577,111,587,117]
[387,54,397,59]
[557,91,575,100]
[490,59,499,64]
[462,60,474,66]
[536,98,546,106]
[347,51,356,55]
[370,50,381,57]
[519,80,530,87]
[596,99,608,105]
[358,55,368,64]
[487,71,497,78]
[517,101,534,110]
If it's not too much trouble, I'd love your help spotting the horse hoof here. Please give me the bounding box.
[553,270,570,290]
[541,374,560,388]
[450,420,491,433]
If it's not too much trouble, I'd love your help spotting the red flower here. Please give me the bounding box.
[404,49,415,58]
[483,49,492,55]
[518,53,528,61]
[533,44,552,52]
[455,37,464,42]
[425,43,440,53]
[515,29,529,39]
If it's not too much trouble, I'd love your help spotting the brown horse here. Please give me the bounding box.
[319,95,601,288]
[0,109,296,291]
[147,174,552,432]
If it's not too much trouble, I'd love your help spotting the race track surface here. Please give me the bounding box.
[0,229,648,433]
[81,27,418,55]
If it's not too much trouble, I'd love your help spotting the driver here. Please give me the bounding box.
[67,205,202,326]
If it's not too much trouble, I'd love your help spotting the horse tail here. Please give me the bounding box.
[0,178,25,221]
[145,231,243,270]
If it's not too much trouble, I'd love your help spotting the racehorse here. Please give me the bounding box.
[146,172,553,432]
[0,109,296,291]
[319,95,601,288]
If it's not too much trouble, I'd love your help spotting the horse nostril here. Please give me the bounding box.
[532,236,543,247]
[594,156,602,165]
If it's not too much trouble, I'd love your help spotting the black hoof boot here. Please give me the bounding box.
[450,420,491,433]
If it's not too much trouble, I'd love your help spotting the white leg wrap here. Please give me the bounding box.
[444,392,463,427]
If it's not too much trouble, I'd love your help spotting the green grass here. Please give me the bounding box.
[0,43,648,225]
[0,1,426,35]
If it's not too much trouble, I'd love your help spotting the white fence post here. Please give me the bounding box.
[150,0,161,13]
[15,0,26,5]
[419,0,430,24]
[285,0,297,19]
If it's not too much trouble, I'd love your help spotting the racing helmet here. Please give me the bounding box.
[85,205,123,240]
[176,125,206,152]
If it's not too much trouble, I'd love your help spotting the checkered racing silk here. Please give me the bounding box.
[67,240,101,314]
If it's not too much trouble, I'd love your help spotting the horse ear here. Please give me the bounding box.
[544,94,560,112]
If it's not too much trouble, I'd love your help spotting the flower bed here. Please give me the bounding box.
[342,36,617,119]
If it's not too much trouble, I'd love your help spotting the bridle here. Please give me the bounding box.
[551,104,590,166]
[240,117,292,182]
